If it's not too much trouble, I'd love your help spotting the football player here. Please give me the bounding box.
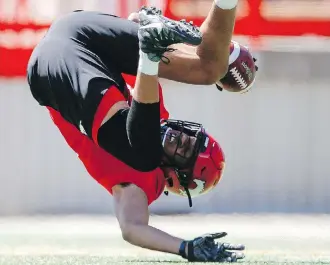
[26,0,254,261]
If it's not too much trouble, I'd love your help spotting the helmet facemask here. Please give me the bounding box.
[160,119,207,206]
[161,119,206,168]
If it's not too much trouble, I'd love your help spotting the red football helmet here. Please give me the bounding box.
[160,120,225,207]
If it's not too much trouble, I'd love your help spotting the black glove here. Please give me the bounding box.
[181,232,245,262]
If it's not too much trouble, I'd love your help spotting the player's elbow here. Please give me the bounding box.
[120,223,143,244]
[121,224,134,243]
[202,62,228,84]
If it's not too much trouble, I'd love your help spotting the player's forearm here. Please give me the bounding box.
[122,223,184,255]
[159,47,216,85]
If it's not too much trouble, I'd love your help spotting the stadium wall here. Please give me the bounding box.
[0,51,329,215]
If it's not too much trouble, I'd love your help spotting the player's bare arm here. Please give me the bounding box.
[112,184,186,255]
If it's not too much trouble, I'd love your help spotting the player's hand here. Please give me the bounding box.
[187,232,245,262]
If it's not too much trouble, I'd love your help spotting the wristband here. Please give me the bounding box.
[179,240,187,258]
[214,0,238,9]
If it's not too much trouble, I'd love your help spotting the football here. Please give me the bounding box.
[216,41,257,93]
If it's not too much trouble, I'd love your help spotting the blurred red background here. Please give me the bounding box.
[1,0,330,77]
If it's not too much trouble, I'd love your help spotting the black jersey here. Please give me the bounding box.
[27,10,140,136]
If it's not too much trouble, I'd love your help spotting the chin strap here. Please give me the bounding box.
[177,168,193,207]
[184,187,193,207]
[164,169,193,208]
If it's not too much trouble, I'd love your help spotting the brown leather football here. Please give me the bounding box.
[216,41,257,93]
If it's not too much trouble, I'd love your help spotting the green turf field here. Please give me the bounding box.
[0,215,329,265]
